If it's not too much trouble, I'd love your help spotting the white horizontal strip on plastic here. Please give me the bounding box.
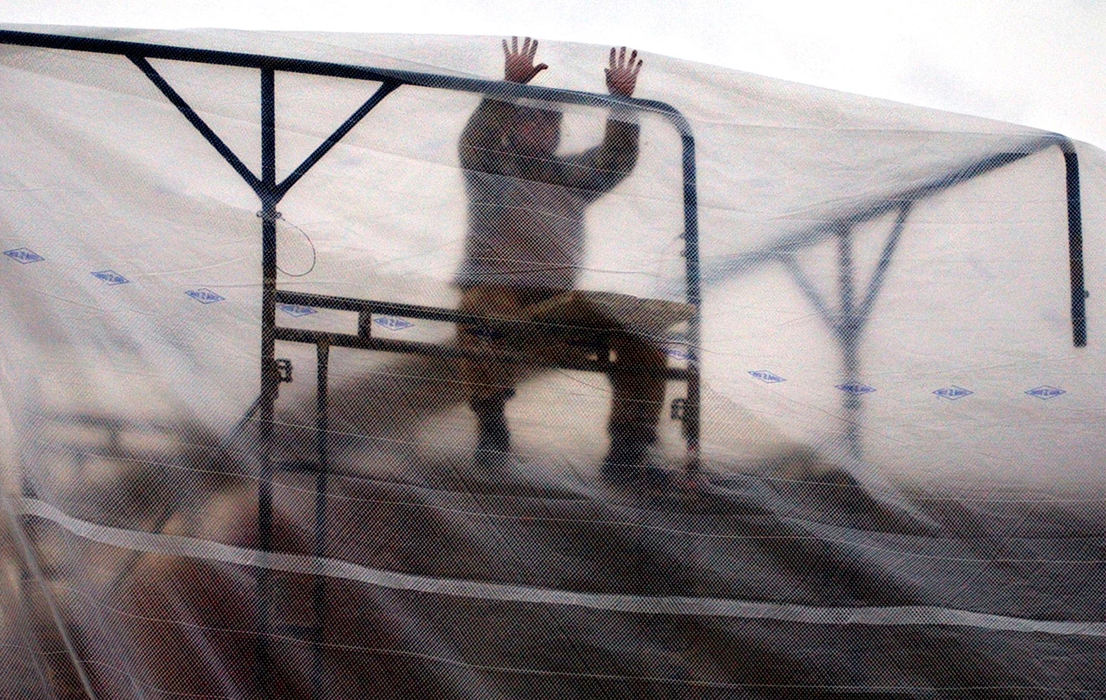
[20,497,1106,638]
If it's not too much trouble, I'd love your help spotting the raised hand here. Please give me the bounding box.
[605,46,643,97]
[502,36,549,84]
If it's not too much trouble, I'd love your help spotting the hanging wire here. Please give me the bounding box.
[257,210,318,277]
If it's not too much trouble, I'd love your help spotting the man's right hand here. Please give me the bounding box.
[502,36,548,84]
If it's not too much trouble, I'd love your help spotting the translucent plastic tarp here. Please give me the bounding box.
[2,25,1105,698]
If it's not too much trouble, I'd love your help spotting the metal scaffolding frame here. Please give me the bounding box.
[699,135,1087,464]
[0,28,704,699]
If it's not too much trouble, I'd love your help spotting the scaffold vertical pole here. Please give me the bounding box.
[256,65,279,696]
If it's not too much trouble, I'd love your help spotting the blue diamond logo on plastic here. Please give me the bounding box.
[1026,385,1066,400]
[186,288,225,304]
[837,382,876,396]
[665,346,692,361]
[279,304,317,318]
[91,270,130,286]
[374,316,414,331]
[4,248,45,264]
[749,370,785,384]
[934,386,973,400]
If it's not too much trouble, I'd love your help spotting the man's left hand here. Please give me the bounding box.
[605,47,643,98]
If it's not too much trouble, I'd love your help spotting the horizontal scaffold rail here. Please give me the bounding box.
[274,290,692,379]
[0,29,694,135]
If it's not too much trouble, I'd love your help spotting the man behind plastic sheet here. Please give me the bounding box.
[456,37,667,480]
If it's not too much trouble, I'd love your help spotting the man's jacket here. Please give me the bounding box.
[456,97,640,290]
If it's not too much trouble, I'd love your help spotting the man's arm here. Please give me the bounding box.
[458,99,513,173]
[458,37,548,172]
[556,47,644,197]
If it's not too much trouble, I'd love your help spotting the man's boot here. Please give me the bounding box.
[471,393,512,468]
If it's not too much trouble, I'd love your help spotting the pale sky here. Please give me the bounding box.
[2,0,1104,147]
